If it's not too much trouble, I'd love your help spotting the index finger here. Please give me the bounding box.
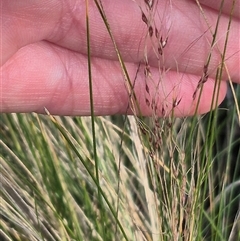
[2,0,239,82]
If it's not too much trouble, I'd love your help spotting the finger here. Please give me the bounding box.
[198,0,240,18]
[2,0,239,82]
[1,41,227,116]
[83,0,240,82]
[1,0,63,65]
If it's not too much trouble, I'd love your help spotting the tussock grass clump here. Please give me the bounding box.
[1,0,239,241]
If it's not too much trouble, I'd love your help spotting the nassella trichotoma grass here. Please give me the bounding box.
[1,0,239,241]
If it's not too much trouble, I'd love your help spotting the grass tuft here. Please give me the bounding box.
[1,1,239,241]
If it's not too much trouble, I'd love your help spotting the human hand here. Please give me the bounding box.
[1,0,239,116]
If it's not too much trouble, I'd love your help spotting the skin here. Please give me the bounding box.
[1,0,239,116]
